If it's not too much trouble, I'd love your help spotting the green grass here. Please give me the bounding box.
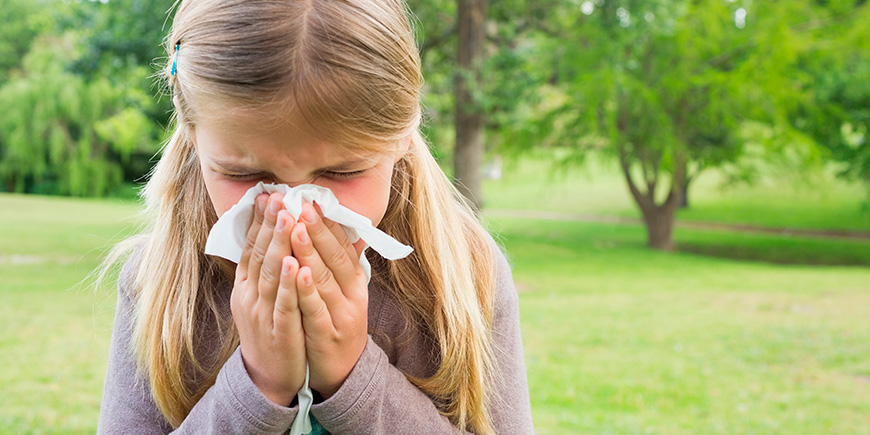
[1,188,869,434]
[488,218,870,434]
[0,194,140,433]
[483,156,870,232]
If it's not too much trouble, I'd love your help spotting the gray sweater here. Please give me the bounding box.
[97,245,534,434]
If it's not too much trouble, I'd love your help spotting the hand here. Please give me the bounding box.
[231,192,307,406]
[290,202,368,399]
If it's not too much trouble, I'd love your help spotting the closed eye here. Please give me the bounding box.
[222,172,268,181]
[219,169,367,182]
[321,169,366,179]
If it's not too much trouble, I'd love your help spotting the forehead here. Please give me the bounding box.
[193,107,385,170]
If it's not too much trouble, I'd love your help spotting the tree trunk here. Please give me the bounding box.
[454,0,487,210]
[679,176,690,209]
[618,147,685,251]
[641,204,678,251]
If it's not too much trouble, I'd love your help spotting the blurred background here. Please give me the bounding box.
[1,0,868,433]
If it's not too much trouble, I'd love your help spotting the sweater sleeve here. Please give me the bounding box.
[309,244,535,434]
[97,251,300,434]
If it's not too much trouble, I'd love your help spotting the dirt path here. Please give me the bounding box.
[483,209,870,242]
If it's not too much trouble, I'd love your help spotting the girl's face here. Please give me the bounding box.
[191,111,403,227]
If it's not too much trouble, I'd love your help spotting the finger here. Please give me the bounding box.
[296,265,335,335]
[351,240,367,262]
[291,221,348,316]
[312,203,359,264]
[247,193,285,288]
[300,204,362,294]
[236,193,269,283]
[274,256,303,339]
[257,209,293,320]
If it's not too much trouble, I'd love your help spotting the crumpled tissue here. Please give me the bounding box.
[203,182,413,434]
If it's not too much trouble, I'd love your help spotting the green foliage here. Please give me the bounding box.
[70,0,174,77]
[512,1,764,171]
[1,0,867,202]
[480,0,870,248]
[0,0,42,81]
[791,4,870,187]
[0,0,169,196]
[409,0,549,156]
[0,36,158,196]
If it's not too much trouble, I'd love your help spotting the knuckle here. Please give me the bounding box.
[230,292,241,315]
[263,212,277,229]
[242,235,257,257]
[334,228,352,248]
[327,248,349,270]
[356,287,369,304]
[259,263,278,286]
[314,267,333,288]
[330,330,343,344]
[275,295,297,314]
[274,302,289,315]
[233,269,246,287]
[312,302,328,318]
[310,220,328,238]
[242,283,257,304]
[250,243,268,265]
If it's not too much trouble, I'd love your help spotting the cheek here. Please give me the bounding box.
[202,173,259,217]
[326,172,392,227]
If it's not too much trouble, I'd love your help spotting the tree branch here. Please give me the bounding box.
[619,144,652,212]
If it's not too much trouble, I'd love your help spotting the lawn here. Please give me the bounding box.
[0,194,141,433]
[490,218,870,433]
[1,173,868,433]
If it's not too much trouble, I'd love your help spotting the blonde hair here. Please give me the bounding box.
[101,0,499,433]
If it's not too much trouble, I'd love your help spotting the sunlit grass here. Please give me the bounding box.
[1,192,869,434]
[0,194,139,434]
[490,217,870,434]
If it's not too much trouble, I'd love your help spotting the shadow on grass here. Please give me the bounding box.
[490,216,870,267]
[675,232,870,266]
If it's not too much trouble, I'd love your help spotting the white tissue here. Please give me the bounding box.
[204,182,414,280]
[204,182,413,434]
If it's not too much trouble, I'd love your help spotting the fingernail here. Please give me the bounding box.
[257,198,267,213]
[298,229,308,244]
[269,198,282,213]
[302,209,316,224]
[282,258,292,275]
[303,273,312,286]
[276,215,286,231]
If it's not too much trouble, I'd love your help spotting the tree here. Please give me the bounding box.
[453,0,488,209]
[0,36,155,196]
[0,0,171,195]
[506,0,832,250]
[0,0,47,83]
[789,2,870,206]
[409,0,546,208]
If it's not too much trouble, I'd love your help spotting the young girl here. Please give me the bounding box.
[97,0,533,433]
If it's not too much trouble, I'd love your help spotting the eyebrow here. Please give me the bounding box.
[211,156,373,173]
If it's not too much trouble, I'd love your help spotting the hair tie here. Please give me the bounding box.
[171,43,180,76]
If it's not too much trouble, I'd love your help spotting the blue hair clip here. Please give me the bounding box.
[171,43,180,76]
